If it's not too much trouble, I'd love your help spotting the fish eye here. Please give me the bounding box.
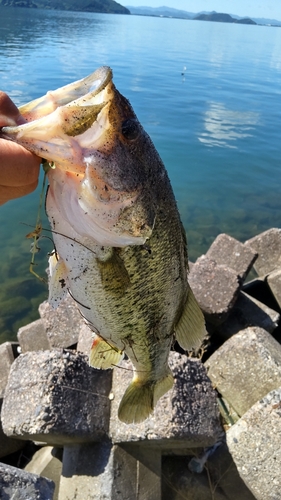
[121,118,139,140]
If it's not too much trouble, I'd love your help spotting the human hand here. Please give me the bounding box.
[0,91,41,205]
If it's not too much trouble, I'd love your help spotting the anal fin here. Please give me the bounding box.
[175,286,208,352]
[89,335,124,370]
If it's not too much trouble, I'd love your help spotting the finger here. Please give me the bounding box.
[0,139,41,187]
[0,179,38,205]
[0,91,24,126]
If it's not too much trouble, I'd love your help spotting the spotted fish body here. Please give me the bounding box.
[1,67,207,423]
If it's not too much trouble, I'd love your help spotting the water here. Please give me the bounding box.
[1,7,281,340]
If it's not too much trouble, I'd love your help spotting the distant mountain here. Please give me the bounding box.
[194,12,256,25]
[252,17,281,26]
[126,6,281,26]
[0,0,130,14]
[126,6,194,19]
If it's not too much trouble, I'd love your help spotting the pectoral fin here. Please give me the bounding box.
[48,253,68,308]
[89,335,124,369]
[97,248,130,296]
[175,287,207,352]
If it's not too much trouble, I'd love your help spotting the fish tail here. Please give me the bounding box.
[118,369,174,424]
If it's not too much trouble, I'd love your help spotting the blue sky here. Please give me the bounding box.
[124,1,281,20]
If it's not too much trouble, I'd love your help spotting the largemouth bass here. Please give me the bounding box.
[1,67,207,423]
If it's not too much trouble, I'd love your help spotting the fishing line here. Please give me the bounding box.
[25,160,51,282]
[23,160,96,283]
[67,288,91,310]
[61,385,110,399]
[22,223,97,255]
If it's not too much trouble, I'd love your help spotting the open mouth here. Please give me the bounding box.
[18,66,113,121]
[0,67,114,174]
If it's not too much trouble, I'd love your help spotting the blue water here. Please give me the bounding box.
[1,7,281,340]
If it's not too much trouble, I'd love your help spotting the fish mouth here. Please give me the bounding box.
[1,67,155,246]
[19,66,113,122]
[1,66,114,175]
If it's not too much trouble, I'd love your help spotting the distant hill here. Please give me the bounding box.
[126,6,281,26]
[127,6,194,19]
[194,12,256,25]
[0,0,130,14]
[252,17,281,26]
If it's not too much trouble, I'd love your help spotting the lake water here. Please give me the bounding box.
[1,7,281,340]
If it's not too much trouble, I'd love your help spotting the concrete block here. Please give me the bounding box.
[0,341,18,398]
[39,295,84,348]
[58,442,160,500]
[188,256,240,325]
[18,319,50,353]
[0,462,55,499]
[76,323,93,356]
[267,268,281,308]
[188,260,194,272]
[245,228,281,276]
[25,446,63,500]
[1,349,112,445]
[162,455,228,500]
[206,233,257,282]
[58,442,114,500]
[227,387,281,500]
[110,352,223,450]
[205,326,281,416]
[217,291,279,339]
[123,444,162,500]
[243,276,281,312]
[0,399,25,459]
[206,441,256,500]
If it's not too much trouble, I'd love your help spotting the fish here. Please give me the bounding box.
[1,67,207,424]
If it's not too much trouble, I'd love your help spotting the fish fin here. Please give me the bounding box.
[175,286,207,352]
[48,253,68,309]
[97,248,130,296]
[118,370,174,424]
[89,335,124,370]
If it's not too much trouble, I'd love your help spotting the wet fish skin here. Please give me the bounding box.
[1,67,207,423]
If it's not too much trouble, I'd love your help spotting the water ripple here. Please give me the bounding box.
[198,102,260,148]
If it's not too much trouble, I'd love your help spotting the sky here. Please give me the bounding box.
[124,1,281,20]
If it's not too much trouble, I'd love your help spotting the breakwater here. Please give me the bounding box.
[1,228,281,499]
